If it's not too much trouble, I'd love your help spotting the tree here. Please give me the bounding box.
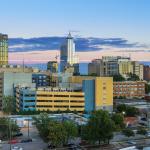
[48,121,67,147]
[145,83,150,94]
[122,128,134,137]
[112,113,125,131]
[137,127,147,135]
[2,96,15,115]
[126,106,139,117]
[63,121,78,143]
[33,113,51,141]
[116,104,126,113]
[116,104,139,117]
[127,73,140,81]
[0,118,19,139]
[82,110,115,144]
[113,74,125,81]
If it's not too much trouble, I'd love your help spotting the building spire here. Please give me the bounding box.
[67,32,72,39]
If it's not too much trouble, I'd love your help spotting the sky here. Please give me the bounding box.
[0,0,150,64]
[0,0,150,44]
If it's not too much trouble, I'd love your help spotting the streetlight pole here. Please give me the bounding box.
[9,119,11,150]
[27,116,29,138]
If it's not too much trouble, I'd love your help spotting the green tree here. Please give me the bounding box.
[126,106,139,117]
[63,121,78,142]
[48,121,67,147]
[122,128,134,137]
[113,74,125,81]
[83,110,115,144]
[0,118,19,139]
[137,127,147,135]
[116,104,126,113]
[33,113,51,141]
[112,113,125,131]
[2,96,15,115]
[116,104,139,117]
[127,73,140,81]
[145,83,150,94]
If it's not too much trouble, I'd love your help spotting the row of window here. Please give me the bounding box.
[36,105,84,108]
[37,95,84,98]
[37,100,84,103]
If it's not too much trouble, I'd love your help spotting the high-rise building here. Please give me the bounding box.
[47,61,58,73]
[88,59,103,76]
[0,34,8,65]
[144,65,150,81]
[60,33,79,73]
[118,58,133,76]
[132,61,143,80]
[102,56,121,76]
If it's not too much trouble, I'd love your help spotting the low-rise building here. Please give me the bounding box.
[113,81,145,98]
[0,64,37,73]
[32,73,50,87]
[15,84,36,112]
[36,87,84,113]
[82,77,113,113]
[0,72,33,111]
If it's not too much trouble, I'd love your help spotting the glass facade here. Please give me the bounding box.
[0,34,8,65]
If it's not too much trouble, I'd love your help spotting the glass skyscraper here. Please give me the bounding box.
[60,33,78,72]
[0,33,8,65]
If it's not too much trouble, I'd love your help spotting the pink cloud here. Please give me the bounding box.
[9,49,150,64]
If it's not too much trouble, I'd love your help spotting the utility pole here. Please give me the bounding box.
[9,120,11,150]
[27,117,29,138]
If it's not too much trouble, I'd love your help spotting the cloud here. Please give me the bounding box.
[9,36,146,52]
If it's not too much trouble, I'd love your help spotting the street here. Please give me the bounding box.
[2,126,47,150]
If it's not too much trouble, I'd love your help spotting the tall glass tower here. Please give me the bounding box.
[60,33,78,72]
[0,34,8,65]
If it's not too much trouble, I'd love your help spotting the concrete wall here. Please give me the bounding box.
[3,72,32,96]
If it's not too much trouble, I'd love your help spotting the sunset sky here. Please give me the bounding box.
[0,0,150,63]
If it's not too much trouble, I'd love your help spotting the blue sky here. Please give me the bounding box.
[0,0,150,45]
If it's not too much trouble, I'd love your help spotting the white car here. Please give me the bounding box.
[11,146,23,150]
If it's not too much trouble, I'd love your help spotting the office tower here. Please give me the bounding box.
[132,61,144,80]
[0,34,8,65]
[60,33,79,73]
[144,65,150,81]
[118,60,144,80]
[102,56,120,76]
[118,58,134,76]
[88,59,103,76]
[47,61,58,73]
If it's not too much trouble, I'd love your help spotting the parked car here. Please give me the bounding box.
[8,139,19,144]
[11,146,23,150]
[47,143,56,149]
[20,138,32,143]
[127,140,136,145]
